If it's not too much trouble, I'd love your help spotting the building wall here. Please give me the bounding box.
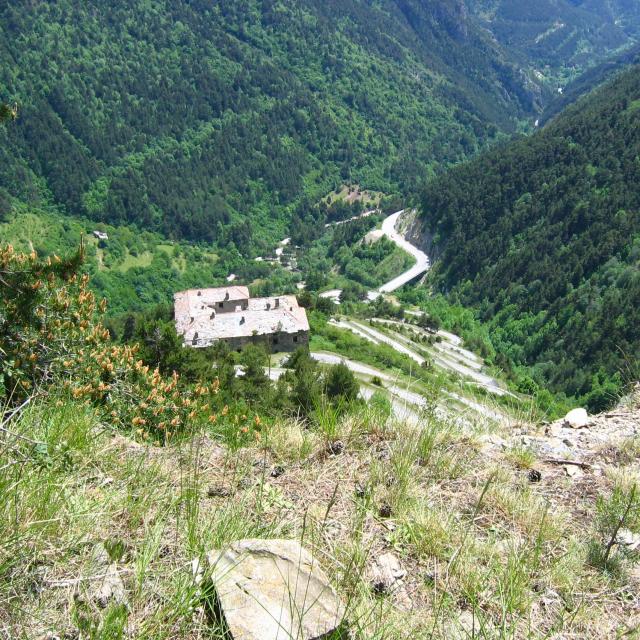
[222,330,309,353]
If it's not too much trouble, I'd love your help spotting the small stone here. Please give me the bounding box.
[457,610,476,636]
[528,469,542,483]
[478,434,507,451]
[93,564,127,608]
[369,552,405,594]
[91,543,110,568]
[564,408,589,429]
[546,422,563,437]
[617,529,640,551]
[368,552,411,610]
[564,465,584,479]
[536,438,573,459]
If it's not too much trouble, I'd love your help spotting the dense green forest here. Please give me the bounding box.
[420,65,640,409]
[470,0,640,84]
[0,0,542,253]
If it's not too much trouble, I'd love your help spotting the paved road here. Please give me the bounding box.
[310,351,392,380]
[338,318,512,397]
[373,319,484,372]
[368,210,430,299]
[324,208,377,228]
[340,319,426,365]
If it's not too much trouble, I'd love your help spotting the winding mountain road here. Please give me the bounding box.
[369,209,431,299]
[309,351,507,424]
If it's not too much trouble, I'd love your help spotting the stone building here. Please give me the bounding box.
[174,286,309,352]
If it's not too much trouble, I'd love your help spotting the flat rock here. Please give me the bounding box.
[528,437,574,459]
[369,552,412,610]
[369,551,406,593]
[478,433,507,452]
[564,408,589,429]
[196,539,346,640]
[617,529,640,551]
[564,464,584,479]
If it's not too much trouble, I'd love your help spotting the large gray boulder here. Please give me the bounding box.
[194,539,346,640]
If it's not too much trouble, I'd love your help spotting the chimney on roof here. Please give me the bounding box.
[240,316,245,325]
[225,291,230,301]
[197,291,202,296]
[192,332,199,345]
[275,298,280,308]
[266,302,271,310]
[210,311,216,320]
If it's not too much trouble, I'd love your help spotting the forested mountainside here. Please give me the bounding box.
[540,42,640,125]
[0,0,539,251]
[420,65,640,409]
[469,0,640,83]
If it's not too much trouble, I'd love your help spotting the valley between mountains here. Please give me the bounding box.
[2,2,640,639]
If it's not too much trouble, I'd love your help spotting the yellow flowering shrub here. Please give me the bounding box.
[0,244,244,442]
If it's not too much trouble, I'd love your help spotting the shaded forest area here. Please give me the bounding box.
[421,66,640,409]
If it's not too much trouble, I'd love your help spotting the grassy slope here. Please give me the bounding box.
[3,391,640,638]
[0,208,300,315]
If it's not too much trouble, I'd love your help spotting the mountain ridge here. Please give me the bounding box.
[419,64,640,409]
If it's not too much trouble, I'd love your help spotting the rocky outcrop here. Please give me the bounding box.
[479,387,640,468]
[488,389,640,467]
[397,209,436,259]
